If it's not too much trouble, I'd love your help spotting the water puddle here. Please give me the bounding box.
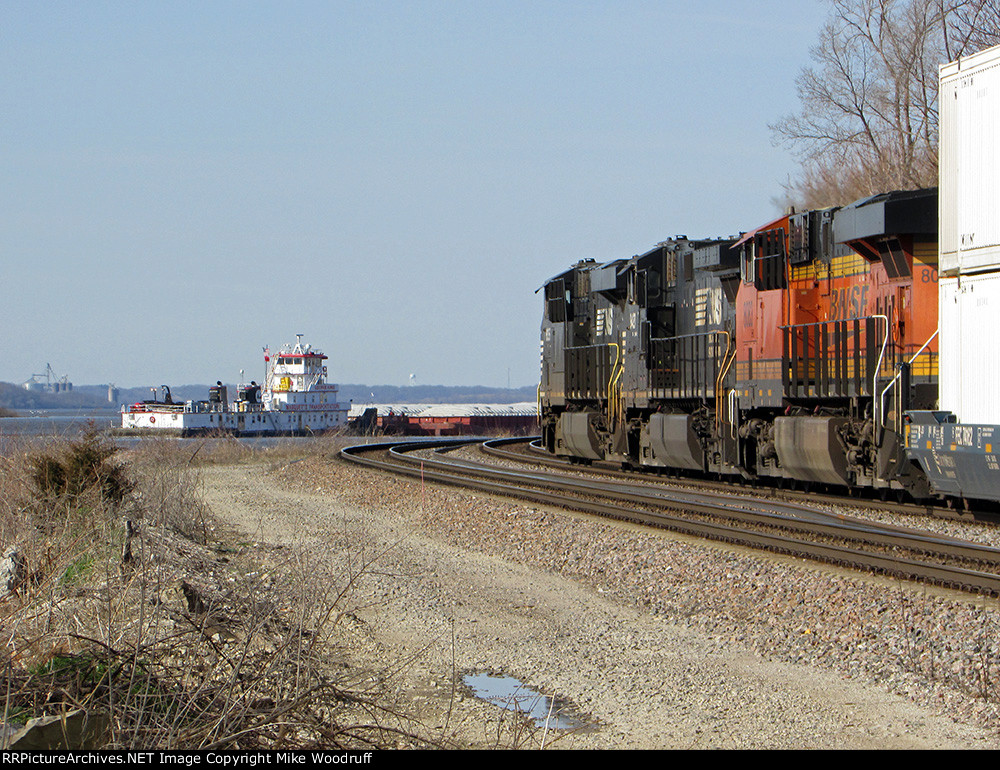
[462,672,586,731]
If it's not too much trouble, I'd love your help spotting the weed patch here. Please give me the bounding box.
[1,434,440,750]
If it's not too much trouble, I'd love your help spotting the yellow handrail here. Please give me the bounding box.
[606,342,623,430]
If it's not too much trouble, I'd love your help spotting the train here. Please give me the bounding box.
[538,44,1000,507]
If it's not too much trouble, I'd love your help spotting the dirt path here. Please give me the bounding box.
[197,456,998,749]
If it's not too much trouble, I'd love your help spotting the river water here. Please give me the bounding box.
[0,409,339,452]
[0,409,120,437]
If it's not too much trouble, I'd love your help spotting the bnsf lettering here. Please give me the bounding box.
[829,285,870,320]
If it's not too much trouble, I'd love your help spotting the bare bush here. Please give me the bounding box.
[28,429,133,509]
[124,440,215,543]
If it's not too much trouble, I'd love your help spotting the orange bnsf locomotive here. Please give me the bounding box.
[538,188,943,499]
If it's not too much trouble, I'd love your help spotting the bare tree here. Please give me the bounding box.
[952,0,1000,49]
[773,0,998,209]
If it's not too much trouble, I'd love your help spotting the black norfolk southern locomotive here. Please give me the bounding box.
[535,189,993,503]
[540,236,741,475]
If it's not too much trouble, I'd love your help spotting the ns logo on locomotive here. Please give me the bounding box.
[537,44,1000,508]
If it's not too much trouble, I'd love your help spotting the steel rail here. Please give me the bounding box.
[340,439,1000,594]
[485,436,965,522]
[483,438,949,534]
[464,441,1000,567]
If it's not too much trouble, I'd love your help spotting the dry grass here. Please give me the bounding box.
[0,433,441,750]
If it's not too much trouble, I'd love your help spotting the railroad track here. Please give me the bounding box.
[340,437,1000,595]
[484,437,984,522]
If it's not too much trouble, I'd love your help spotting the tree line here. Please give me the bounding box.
[774,0,1000,208]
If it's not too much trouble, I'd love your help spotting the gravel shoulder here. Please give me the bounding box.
[197,450,1000,749]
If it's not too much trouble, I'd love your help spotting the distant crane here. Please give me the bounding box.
[24,363,72,393]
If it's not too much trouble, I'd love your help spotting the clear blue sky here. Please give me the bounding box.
[1,0,826,388]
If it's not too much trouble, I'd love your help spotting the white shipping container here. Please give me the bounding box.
[939,44,1000,275]
[939,271,1000,423]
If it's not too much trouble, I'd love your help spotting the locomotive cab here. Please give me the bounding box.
[539,258,628,460]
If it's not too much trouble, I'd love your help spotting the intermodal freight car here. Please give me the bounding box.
[905,43,1000,504]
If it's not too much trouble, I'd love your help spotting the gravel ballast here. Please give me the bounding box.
[197,448,1000,749]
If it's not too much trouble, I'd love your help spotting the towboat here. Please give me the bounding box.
[121,336,348,435]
